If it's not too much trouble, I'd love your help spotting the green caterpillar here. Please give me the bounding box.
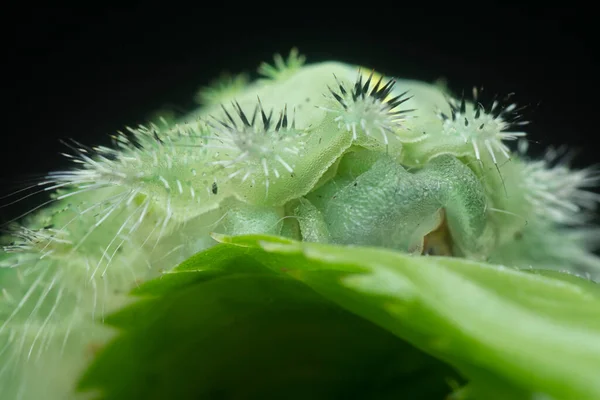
[1,48,599,399]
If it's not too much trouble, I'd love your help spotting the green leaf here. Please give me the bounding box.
[247,236,600,399]
[79,235,600,400]
[78,241,460,399]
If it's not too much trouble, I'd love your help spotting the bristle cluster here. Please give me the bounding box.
[207,99,306,195]
[49,117,212,188]
[322,70,413,145]
[258,48,306,81]
[437,87,530,164]
[1,225,71,256]
[195,73,249,106]
[520,146,600,225]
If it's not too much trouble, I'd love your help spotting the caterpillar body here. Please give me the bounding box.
[1,49,599,399]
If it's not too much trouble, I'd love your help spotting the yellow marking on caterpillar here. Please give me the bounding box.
[358,68,395,103]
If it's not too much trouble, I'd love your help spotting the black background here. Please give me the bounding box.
[2,3,597,220]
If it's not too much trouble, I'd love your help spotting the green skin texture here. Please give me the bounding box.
[0,58,597,399]
[292,151,490,257]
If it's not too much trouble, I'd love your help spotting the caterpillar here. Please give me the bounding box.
[1,48,599,399]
